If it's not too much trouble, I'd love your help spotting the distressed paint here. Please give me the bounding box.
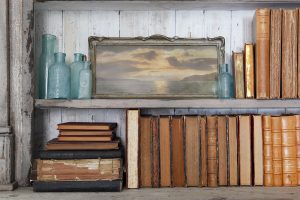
[0,134,13,185]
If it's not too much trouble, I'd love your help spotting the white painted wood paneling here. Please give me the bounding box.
[120,11,149,37]
[90,11,120,37]
[0,134,12,184]
[148,11,176,36]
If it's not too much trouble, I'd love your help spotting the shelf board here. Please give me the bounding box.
[35,0,300,11]
[35,99,300,109]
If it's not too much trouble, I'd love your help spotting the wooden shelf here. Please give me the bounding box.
[35,99,300,109]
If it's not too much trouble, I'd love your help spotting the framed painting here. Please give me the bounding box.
[89,35,225,98]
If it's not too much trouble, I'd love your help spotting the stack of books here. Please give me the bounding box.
[33,122,124,192]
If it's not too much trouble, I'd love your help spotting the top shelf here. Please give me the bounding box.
[35,0,300,11]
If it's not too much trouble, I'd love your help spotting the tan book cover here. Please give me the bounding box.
[281,115,298,186]
[200,117,207,187]
[151,117,160,188]
[233,52,245,99]
[253,115,264,186]
[271,116,283,186]
[207,116,218,187]
[244,44,255,98]
[57,122,117,131]
[282,9,298,98]
[228,116,238,186]
[185,116,200,187]
[270,9,282,99]
[159,116,171,187]
[263,115,273,186]
[59,130,114,136]
[299,9,300,98]
[296,115,300,185]
[239,116,252,186]
[57,135,113,142]
[255,9,270,99]
[217,116,227,186]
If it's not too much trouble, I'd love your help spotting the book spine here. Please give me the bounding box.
[253,115,264,186]
[217,116,228,186]
[207,116,218,187]
[228,116,238,186]
[152,117,160,188]
[200,117,207,187]
[263,115,273,186]
[296,115,300,185]
[255,9,270,99]
[244,44,255,98]
[233,52,245,99]
[299,9,300,98]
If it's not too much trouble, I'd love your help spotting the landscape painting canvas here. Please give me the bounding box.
[90,36,224,98]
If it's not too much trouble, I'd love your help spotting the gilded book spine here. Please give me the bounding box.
[263,116,273,186]
[271,117,282,186]
[296,115,300,185]
[207,116,218,187]
[244,44,255,98]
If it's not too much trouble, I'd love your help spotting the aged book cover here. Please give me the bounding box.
[244,44,255,98]
[151,117,160,188]
[281,115,298,186]
[217,116,227,186]
[232,52,245,99]
[270,9,282,99]
[255,9,270,99]
[282,9,298,98]
[159,116,171,187]
[171,116,185,187]
[185,116,200,187]
[59,130,115,136]
[207,116,218,187]
[239,116,252,186]
[296,115,300,185]
[263,115,273,186]
[299,9,300,98]
[126,109,139,189]
[200,117,207,187]
[139,116,152,187]
[57,122,117,131]
[228,116,238,186]
[271,116,283,186]
[57,135,113,142]
[253,115,263,186]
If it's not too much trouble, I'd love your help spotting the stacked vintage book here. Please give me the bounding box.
[33,122,124,192]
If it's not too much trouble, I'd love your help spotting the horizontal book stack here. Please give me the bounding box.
[33,122,124,192]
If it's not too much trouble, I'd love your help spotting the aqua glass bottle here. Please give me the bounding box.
[47,53,71,99]
[78,61,92,99]
[218,64,234,99]
[38,34,56,99]
[70,53,84,99]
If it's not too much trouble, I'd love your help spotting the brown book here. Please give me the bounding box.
[151,117,160,188]
[228,116,238,186]
[299,9,300,98]
[217,116,227,186]
[185,116,200,187]
[171,116,185,187]
[139,117,152,187]
[239,116,252,186]
[232,52,245,98]
[255,9,270,99]
[159,116,171,187]
[244,43,255,98]
[200,117,207,187]
[57,122,117,131]
[126,109,139,189]
[57,135,113,142]
[263,115,273,186]
[46,138,119,150]
[281,115,298,186]
[296,115,300,185]
[282,9,298,99]
[207,116,218,187]
[271,116,283,186]
[270,9,282,99]
[59,130,114,136]
[253,115,264,186]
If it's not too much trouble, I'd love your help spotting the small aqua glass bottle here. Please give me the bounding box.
[70,53,85,99]
[218,64,234,99]
[78,61,92,99]
[47,52,71,99]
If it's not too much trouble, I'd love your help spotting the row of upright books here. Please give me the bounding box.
[139,115,300,188]
[32,122,124,192]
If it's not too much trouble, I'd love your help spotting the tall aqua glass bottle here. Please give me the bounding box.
[38,34,56,99]
[218,64,234,99]
[48,53,71,99]
[78,61,92,99]
[70,53,84,99]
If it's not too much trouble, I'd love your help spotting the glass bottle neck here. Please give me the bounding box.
[74,53,84,62]
[83,61,91,69]
[41,34,56,54]
[55,53,66,63]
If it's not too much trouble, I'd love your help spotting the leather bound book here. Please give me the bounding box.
[239,116,252,186]
[270,9,282,99]
[263,115,273,186]
[255,9,270,99]
[200,117,207,187]
[151,117,160,188]
[57,135,113,142]
[218,116,228,186]
[171,116,185,187]
[296,115,300,185]
[299,9,300,98]
[159,116,171,187]
[232,52,245,98]
[57,122,117,131]
[282,9,298,99]
[281,116,298,186]
[185,116,200,187]
[244,44,255,98]
[271,116,283,186]
[139,116,152,187]
[228,116,238,186]
[207,116,218,187]
[253,116,264,186]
